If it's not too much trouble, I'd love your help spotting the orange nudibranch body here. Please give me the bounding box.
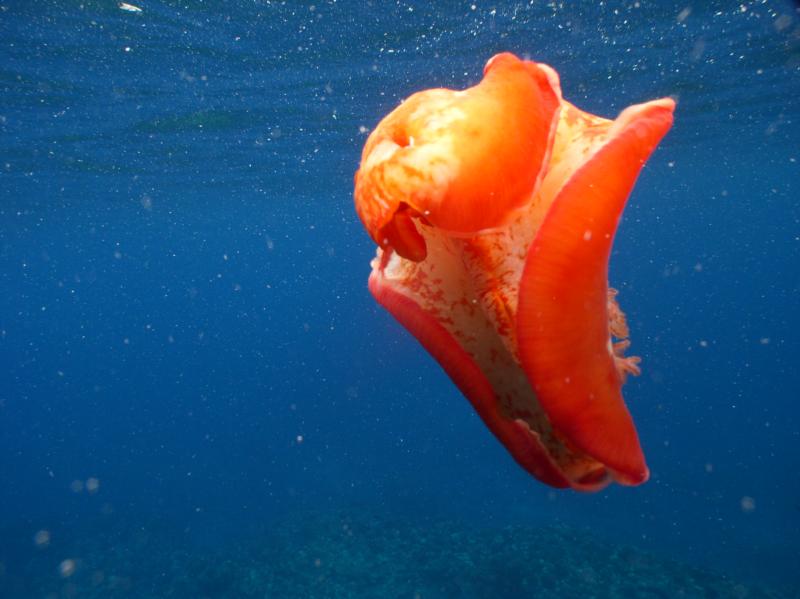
[354,52,674,491]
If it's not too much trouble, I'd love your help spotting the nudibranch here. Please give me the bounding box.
[354,53,674,491]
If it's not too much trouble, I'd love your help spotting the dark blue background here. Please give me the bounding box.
[1,0,799,592]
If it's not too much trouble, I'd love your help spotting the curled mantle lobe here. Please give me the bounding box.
[354,52,674,491]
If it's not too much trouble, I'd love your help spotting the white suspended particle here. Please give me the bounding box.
[119,2,142,13]
[59,559,76,578]
[86,477,100,494]
[34,530,51,547]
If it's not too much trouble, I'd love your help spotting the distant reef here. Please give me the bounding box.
[0,509,795,598]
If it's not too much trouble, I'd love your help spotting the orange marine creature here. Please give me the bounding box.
[354,53,674,491]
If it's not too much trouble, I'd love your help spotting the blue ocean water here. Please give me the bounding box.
[1,1,799,597]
